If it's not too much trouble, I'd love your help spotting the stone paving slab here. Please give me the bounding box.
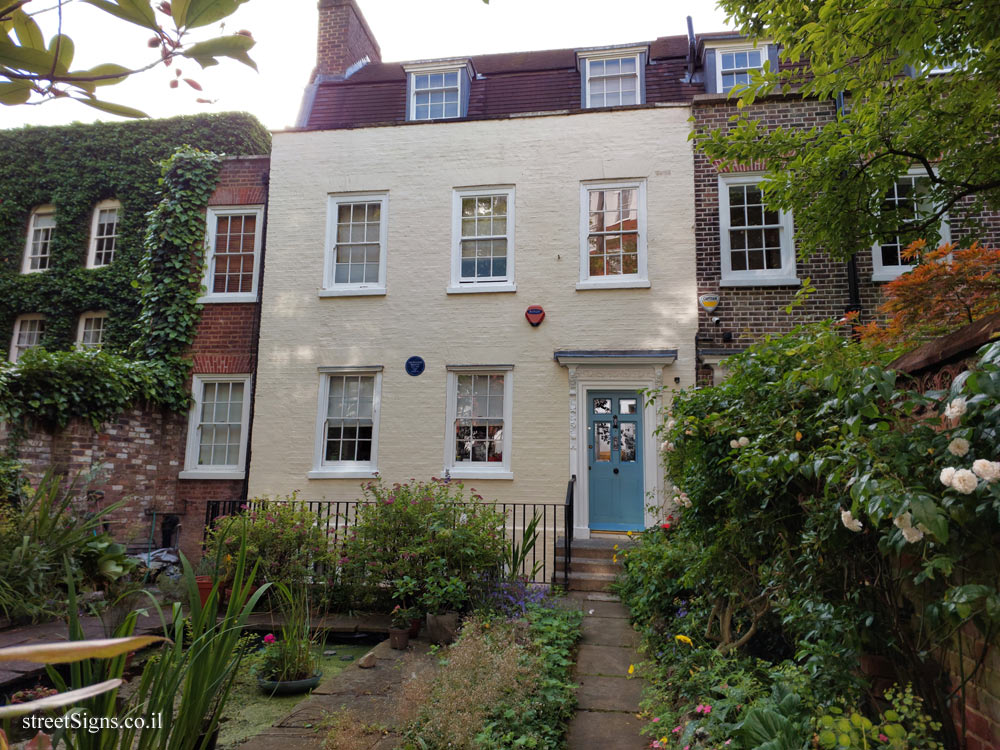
[575,644,636,677]
[566,709,649,749]
[576,599,632,619]
[575,674,644,712]
[581,616,639,648]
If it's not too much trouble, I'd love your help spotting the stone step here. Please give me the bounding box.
[556,538,627,561]
[567,571,618,592]
[556,556,621,576]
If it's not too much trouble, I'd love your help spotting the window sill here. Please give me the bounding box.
[871,270,910,283]
[197,293,258,304]
[445,468,514,480]
[575,279,651,291]
[318,287,387,298]
[447,283,517,294]
[720,276,801,288]
[307,469,379,479]
[178,470,245,480]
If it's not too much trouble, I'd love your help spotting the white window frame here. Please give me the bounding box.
[321,193,389,297]
[405,61,466,121]
[580,48,644,109]
[86,199,121,269]
[76,311,108,349]
[444,365,514,480]
[22,206,55,274]
[179,374,252,480]
[577,179,649,290]
[713,42,769,94]
[9,314,45,363]
[871,168,952,282]
[198,206,263,303]
[718,173,798,287]
[308,366,383,479]
[449,186,516,294]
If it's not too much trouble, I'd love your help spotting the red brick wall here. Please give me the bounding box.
[314,0,381,80]
[6,155,269,564]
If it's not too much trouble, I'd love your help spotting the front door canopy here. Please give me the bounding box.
[554,349,677,366]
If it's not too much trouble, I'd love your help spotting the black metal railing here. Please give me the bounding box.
[203,481,576,586]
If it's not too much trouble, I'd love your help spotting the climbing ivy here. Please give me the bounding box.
[0,113,270,434]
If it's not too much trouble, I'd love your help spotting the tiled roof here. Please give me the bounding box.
[304,33,706,130]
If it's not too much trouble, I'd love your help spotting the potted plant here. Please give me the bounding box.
[388,605,413,649]
[255,582,321,695]
[421,565,467,645]
[391,575,423,637]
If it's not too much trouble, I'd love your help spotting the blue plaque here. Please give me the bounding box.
[405,356,425,376]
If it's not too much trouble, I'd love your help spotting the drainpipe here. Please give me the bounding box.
[837,90,862,317]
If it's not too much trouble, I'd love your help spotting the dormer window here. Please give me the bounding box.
[719,47,765,93]
[405,61,470,121]
[578,46,647,109]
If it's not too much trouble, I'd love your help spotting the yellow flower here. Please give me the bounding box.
[795,430,802,441]
[613,544,619,550]
[628,664,635,675]
[627,530,633,537]
[675,634,693,646]
[613,554,618,563]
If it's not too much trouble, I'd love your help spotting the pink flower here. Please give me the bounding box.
[651,717,660,723]
[879,734,888,742]
[263,634,276,644]
[673,726,682,734]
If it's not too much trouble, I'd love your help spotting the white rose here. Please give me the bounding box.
[939,467,956,487]
[972,459,1000,482]
[730,439,739,449]
[660,441,674,453]
[951,468,979,494]
[947,438,970,457]
[840,509,863,532]
[944,397,967,420]
[902,526,925,544]
[893,512,912,530]
[738,436,750,447]
[666,419,676,430]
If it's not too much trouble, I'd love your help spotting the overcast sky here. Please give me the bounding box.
[2,0,732,132]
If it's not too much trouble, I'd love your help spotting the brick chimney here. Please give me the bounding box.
[313,0,381,81]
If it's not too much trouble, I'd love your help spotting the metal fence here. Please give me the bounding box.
[203,476,576,586]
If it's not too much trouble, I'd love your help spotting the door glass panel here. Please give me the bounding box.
[620,422,637,462]
[620,398,637,414]
[593,398,611,414]
[594,422,611,462]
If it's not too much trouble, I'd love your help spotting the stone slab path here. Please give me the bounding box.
[563,591,649,749]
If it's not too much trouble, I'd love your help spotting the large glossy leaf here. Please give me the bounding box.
[0,635,167,664]
[0,79,32,105]
[0,41,61,76]
[182,0,250,29]
[12,9,45,51]
[81,0,159,31]
[47,34,75,72]
[73,95,149,118]
[182,33,256,70]
[0,679,123,719]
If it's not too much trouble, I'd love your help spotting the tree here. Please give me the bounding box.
[699,0,1000,260]
[0,0,258,118]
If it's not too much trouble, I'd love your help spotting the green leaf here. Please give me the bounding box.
[170,0,192,27]
[0,636,168,664]
[12,9,45,51]
[182,33,257,70]
[47,34,75,73]
[67,63,132,88]
[71,95,149,118]
[181,0,251,29]
[81,0,159,31]
[0,79,32,105]
[0,40,61,76]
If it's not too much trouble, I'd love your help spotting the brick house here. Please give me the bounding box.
[0,116,269,561]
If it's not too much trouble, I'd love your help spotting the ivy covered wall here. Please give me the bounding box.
[0,112,271,355]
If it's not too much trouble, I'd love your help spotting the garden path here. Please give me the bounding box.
[564,591,649,749]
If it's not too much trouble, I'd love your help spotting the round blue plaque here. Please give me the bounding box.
[405,356,425,376]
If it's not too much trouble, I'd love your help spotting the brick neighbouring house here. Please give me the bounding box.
[0,116,269,562]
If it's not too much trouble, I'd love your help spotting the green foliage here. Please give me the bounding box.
[625,324,1000,746]
[256,583,318,683]
[204,495,334,588]
[699,0,1000,260]
[1,1,258,114]
[339,478,507,613]
[814,685,943,750]
[0,113,269,433]
[0,470,130,623]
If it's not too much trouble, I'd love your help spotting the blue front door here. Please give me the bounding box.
[587,391,644,531]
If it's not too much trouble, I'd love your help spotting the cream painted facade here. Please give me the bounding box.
[249,105,697,537]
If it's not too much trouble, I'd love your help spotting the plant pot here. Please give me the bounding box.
[195,576,214,607]
[425,612,460,645]
[256,671,323,696]
[388,627,410,650]
[195,726,220,750]
[408,617,422,638]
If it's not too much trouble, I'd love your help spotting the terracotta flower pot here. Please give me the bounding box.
[388,627,410,650]
[195,576,214,607]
